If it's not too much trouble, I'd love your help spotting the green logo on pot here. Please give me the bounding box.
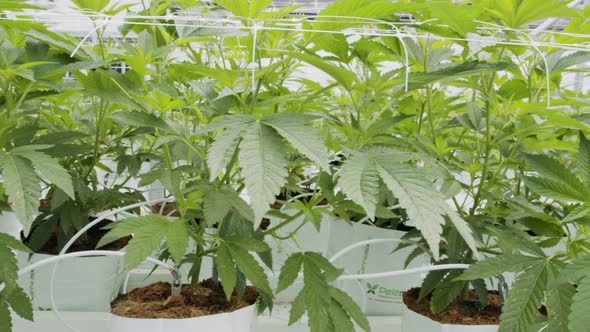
[366,283,402,297]
[367,283,379,294]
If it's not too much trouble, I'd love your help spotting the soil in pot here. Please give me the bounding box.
[403,287,501,325]
[111,280,258,319]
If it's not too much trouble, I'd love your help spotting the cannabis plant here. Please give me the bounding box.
[0,3,77,237]
[458,133,590,332]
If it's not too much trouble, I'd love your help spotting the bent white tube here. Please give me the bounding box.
[1,250,175,293]
[329,238,417,263]
[337,264,471,280]
[9,251,175,332]
[59,198,175,255]
[49,199,175,332]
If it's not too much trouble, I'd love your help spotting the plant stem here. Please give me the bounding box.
[426,86,437,142]
[263,211,304,235]
[470,97,491,216]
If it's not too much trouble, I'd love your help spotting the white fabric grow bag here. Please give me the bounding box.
[108,304,256,332]
[17,252,123,311]
[327,221,427,316]
[402,304,498,332]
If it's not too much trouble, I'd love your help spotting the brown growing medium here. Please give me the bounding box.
[111,280,258,319]
[403,288,502,325]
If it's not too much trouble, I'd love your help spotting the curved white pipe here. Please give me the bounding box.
[48,198,176,332]
[337,264,470,280]
[1,251,175,293]
[21,251,174,332]
[329,238,418,263]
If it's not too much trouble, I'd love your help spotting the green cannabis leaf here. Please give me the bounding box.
[339,148,477,260]
[0,233,33,332]
[278,252,370,332]
[205,113,330,223]
[216,236,272,301]
[98,215,189,270]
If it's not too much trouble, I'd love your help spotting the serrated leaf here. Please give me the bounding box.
[0,246,18,296]
[204,189,232,226]
[487,227,546,257]
[0,233,30,253]
[99,215,174,271]
[554,255,590,285]
[290,51,357,91]
[305,252,343,282]
[213,0,248,17]
[71,0,109,12]
[547,284,575,332]
[524,176,588,203]
[550,51,590,73]
[578,133,590,187]
[0,153,40,235]
[263,113,330,170]
[278,253,303,293]
[569,275,590,332]
[238,122,288,223]
[457,254,544,281]
[329,287,371,332]
[227,244,272,295]
[339,153,379,219]
[5,286,33,321]
[562,205,590,223]
[314,0,401,31]
[12,149,74,199]
[110,111,171,131]
[216,244,237,301]
[377,165,445,260]
[225,236,269,253]
[419,269,448,301]
[166,220,189,266]
[289,290,306,325]
[0,302,11,332]
[208,125,245,181]
[524,154,585,191]
[499,262,546,332]
[329,300,355,332]
[472,279,489,308]
[248,0,271,18]
[408,61,514,90]
[430,278,467,314]
[443,205,479,257]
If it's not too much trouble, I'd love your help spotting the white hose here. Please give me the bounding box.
[329,238,418,263]
[337,264,470,280]
[41,251,174,332]
[329,237,469,314]
[1,250,175,292]
[47,198,176,332]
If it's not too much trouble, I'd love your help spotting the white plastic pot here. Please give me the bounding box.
[327,221,427,316]
[108,304,256,332]
[0,212,23,238]
[266,208,332,302]
[402,304,498,332]
[17,252,124,311]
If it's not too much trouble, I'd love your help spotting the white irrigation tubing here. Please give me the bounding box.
[326,238,469,313]
[3,15,590,52]
[0,251,175,332]
[47,198,176,332]
[474,20,552,108]
[329,238,469,280]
